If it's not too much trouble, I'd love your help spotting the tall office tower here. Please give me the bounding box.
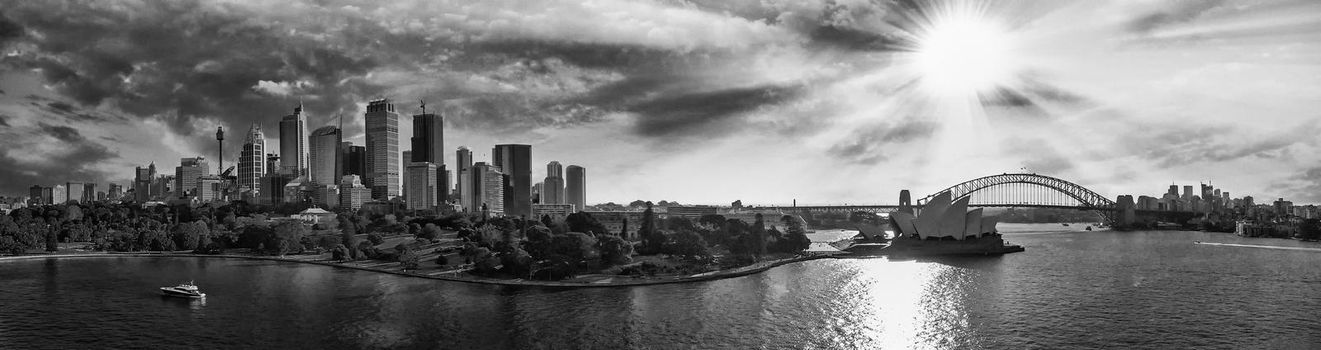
[543,161,565,204]
[339,175,371,211]
[107,184,122,201]
[406,162,440,211]
[411,112,446,204]
[52,185,66,204]
[1182,185,1194,200]
[410,113,445,166]
[40,187,53,205]
[401,150,412,201]
[309,126,342,185]
[259,174,290,205]
[175,157,210,198]
[134,163,156,202]
[265,154,281,175]
[64,182,85,204]
[566,165,585,212]
[341,142,366,177]
[532,182,544,204]
[456,146,473,211]
[82,183,96,203]
[198,176,222,202]
[279,104,309,176]
[365,99,400,200]
[492,144,532,217]
[238,124,266,196]
[1167,185,1179,197]
[28,185,43,205]
[471,162,505,216]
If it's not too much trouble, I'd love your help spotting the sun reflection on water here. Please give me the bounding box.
[847,258,974,349]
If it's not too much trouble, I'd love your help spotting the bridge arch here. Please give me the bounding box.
[916,173,1116,211]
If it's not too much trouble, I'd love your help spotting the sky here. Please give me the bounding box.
[0,0,1319,205]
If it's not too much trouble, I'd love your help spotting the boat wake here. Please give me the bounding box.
[1194,242,1321,252]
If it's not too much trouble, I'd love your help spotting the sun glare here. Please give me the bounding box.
[910,6,1017,96]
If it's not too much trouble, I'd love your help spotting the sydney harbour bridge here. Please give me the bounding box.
[765,173,1197,226]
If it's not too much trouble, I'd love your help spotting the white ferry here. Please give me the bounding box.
[160,281,206,299]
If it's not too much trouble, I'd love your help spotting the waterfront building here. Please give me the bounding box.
[665,205,718,219]
[82,183,96,203]
[543,161,565,205]
[283,176,311,204]
[107,184,122,201]
[28,185,43,205]
[314,185,340,210]
[65,182,85,204]
[339,175,371,211]
[365,99,400,200]
[566,165,586,213]
[279,105,309,176]
[52,185,66,205]
[174,157,210,199]
[406,162,440,211]
[198,175,222,202]
[134,163,156,202]
[259,174,291,205]
[238,124,266,197]
[456,147,473,212]
[493,144,532,217]
[309,126,342,185]
[470,162,505,216]
[532,203,575,222]
[889,191,998,240]
[342,142,366,177]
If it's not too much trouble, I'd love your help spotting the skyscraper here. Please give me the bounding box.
[134,163,156,202]
[406,162,440,211]
[493,144,532,217]
[543,161,565,204]
[175,157,210,198]
[107,184,122,201]
[470,162,505,216]
[339,175,371,211]
[52,185,66,205]
[279,105,308,176]
[342,142,366,177]
[28,185,44,205]
[365,99,400,200]
[456,146,473,211]
[82,183,96,203]
[411,112,446,204]
[402,150,412,201]
[65,182,84,204]
[309,126,342,185]
[566,165,586,212]
[238,124,266,196]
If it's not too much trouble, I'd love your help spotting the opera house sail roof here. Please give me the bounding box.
[890,191,999,239]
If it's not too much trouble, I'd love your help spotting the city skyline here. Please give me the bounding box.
[0,1,1319,205]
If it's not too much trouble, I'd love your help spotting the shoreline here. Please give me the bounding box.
[0,252,834,288]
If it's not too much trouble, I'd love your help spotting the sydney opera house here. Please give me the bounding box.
[847,191,1022,256]
[889,191,1000,240]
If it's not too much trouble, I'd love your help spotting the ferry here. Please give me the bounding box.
[160,281,206,299]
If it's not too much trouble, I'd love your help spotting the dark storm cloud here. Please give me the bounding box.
[808,25,895,51]
[629,85,802,138]
[0,114,10,128]
[1126,0,1227,34]
[1272,167,1321,203]
[828,119,938,164]
[2,0,383,154]
[0,123,119,193]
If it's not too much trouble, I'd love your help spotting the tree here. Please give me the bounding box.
[44,226,58,252]
[171,220,208,251]
[367,233,385,245]
[501,247,533,276]
[331,244,351,261]
[598,234,634,265]
[418,223,442,240]
[731,200,743,210]
[663,229,710,258]
[777,215,812,254]
[398,246,420,270]
[267,221,309,256]
[565,212,608,235]
[339,216,359,260]
[436,253,449,266]
[638,202,664,255]
[745,214,768,259]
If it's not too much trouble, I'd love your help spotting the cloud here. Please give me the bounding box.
[827,118,938,164]
[0,114,9,128]
[1125,0,1228,34]
[629,84,802,138]
[0,121,118,194]
[252,80,314,96]
[1271,166,1321,203]
[1003,137,1074,174]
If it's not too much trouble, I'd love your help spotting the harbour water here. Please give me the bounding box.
[2,224,1319,349]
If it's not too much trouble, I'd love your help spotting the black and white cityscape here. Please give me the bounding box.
[0,1,1319,349]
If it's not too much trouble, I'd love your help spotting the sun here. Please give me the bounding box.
[908,5,1017,96]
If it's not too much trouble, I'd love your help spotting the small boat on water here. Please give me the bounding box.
[1062,223,1070,227]
[160,281,206,299]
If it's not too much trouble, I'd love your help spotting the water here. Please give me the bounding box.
[2,225,1320,349]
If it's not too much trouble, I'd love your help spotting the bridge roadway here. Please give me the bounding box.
[760,204,1114,213]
